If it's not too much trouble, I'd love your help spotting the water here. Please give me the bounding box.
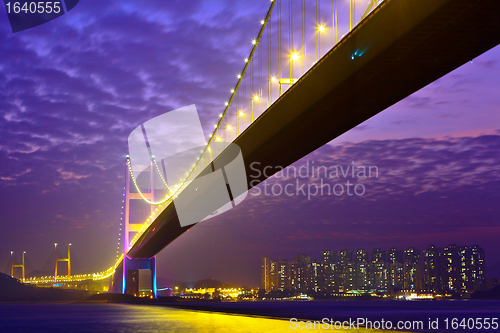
[0,300,498,332]
[169,300,500,328]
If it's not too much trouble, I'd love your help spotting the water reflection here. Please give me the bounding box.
[0,303,398,332]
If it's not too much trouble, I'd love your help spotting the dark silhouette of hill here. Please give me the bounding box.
[472,285,500,299]
[0,272,91,302]
[194,278,233,289]
[488,261,500,279]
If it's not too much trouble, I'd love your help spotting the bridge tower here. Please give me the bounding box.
[54,243,71,282]
[11,251,26,281]
[121,156,158,298]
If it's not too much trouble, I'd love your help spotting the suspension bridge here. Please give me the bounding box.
[10,0,500,297]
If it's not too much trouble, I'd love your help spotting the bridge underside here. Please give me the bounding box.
[120,0,500,264]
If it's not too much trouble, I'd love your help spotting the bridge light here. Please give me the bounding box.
[271,76,276,82]
[239,111,244,117]
[253,95,259,101]
[251,40,256,45]
[237,74,241,78]
[261,20,265,25]
[216,136,221,142]
[230,89,235,93]
[318,25,325,32]
[290,52,299,61]
[244,58,248,62]
[226,124,232,130]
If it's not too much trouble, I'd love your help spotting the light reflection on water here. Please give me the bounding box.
[0,303,396,333]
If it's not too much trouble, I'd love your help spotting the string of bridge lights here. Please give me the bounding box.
[116,182,126,260]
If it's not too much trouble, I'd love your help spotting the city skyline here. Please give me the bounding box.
[262,243,490,295]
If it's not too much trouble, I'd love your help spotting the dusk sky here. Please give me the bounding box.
[0,0,499,288]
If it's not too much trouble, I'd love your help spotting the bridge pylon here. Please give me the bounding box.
[54,243,71,283]
[119,156,158,298]
[11,251,26,281]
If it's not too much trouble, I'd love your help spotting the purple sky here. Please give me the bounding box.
[0,0,499,287]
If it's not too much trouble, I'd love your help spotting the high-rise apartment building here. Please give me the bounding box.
[337,249,353,292]
[423,244,441,291]
[388,247,404,289]
[370,248,388,290]
[442,244,461,292]
[403,247,422,291]
[354,249,369,290]
[261,257,272,292]
[294,254,311,292]
[277,259,289,291]
[458,245,485,292]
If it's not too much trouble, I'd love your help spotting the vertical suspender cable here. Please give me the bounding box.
[268,13,271,107]
[259,40,262,116]
[354,0,356,27]
[289,0,292,81]
[302,0,306,73]
[260,39,263,115]
[333,0,337,44]
[318,0,321,59]
[278,0,281,84]
[349,0,352,31]
[316,0,318,61]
